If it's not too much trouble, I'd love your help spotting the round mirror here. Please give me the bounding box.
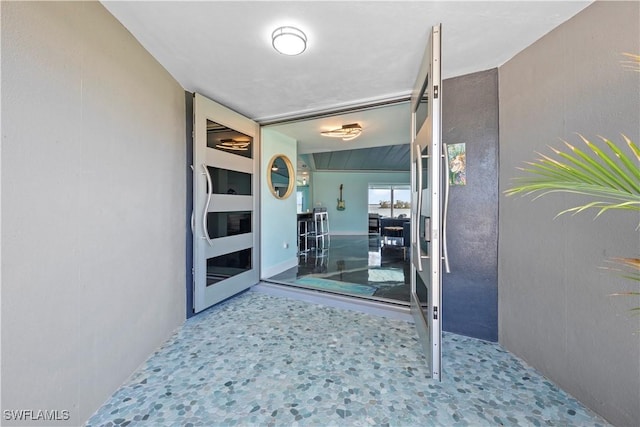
[267,154,294,199]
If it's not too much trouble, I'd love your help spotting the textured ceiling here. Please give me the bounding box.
[102,1,591,122]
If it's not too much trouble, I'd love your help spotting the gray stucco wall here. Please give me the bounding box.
[442,69,499,342]
[1,2,186,425]
[498,2,640,426]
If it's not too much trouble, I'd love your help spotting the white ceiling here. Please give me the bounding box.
[102,1,591,156]
[271,102,411,154]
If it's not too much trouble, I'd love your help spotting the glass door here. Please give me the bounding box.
[193,93,260,313]
[410,24,445,380]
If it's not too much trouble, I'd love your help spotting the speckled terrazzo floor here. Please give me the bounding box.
[86,291,609,427]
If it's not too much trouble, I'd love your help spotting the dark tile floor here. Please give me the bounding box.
[269,235,411,303]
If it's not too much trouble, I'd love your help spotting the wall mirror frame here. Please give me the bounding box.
[267,154,295,199]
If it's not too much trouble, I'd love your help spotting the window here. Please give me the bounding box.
[368,184,411,218]
[296,191,303,213]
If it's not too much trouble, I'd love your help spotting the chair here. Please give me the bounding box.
[297,214,311,254]
[308,207,330,249]
[402,221,411,260]
[368,213,380,234]
[380,217,409,246]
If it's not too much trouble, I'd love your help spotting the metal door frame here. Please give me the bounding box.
[410,24,443,380]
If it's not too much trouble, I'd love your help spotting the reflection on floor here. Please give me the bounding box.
[87,292,609,427]
[270,235,411,303]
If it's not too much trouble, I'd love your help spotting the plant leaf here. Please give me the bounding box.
[563,138,629,188]
[605,137,640,184]
[621,52,640,72]
[505,135,640,219]
[581,136,635,193]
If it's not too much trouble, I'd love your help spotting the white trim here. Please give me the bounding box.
[251,282,412,322]
[255,91,411,124]
[261,257,298,279]
[205,149,253,173]
[208,194,253,212]
[204,233,253,259]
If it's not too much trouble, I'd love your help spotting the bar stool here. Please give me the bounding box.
[297,216,310,254]
[308,207,330,249]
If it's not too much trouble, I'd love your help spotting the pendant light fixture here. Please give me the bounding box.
[216,139,250,151]
[320,123,363,141]
[272,26,307,56]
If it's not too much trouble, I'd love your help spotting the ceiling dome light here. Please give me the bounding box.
[272,26,307,56]
[320,123,363,141]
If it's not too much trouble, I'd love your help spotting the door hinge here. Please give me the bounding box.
[433,306,438,320]
[434,85,439,99]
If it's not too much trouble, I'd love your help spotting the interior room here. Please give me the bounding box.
[265,103,416,304]
[2,1,639,426]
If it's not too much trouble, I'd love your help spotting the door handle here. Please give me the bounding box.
[442,144,451,273]
[414,143,424,272]
[190,164,195,235]
[201,164,214,247]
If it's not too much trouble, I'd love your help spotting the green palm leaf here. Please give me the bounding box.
[505,134,640,217]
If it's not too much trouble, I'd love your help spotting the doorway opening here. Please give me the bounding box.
[261,101,414,304]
